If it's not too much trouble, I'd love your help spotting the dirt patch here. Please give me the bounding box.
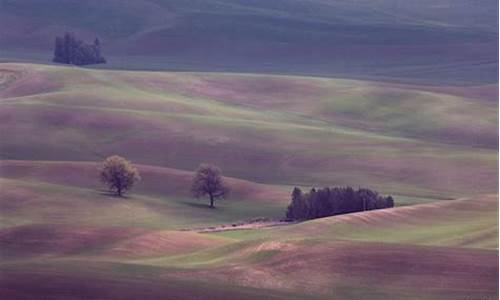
[104,230,230,257]
[185,218,293,233]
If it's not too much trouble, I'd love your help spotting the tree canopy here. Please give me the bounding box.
[100,155,140,197]
[191,163,229,208]
[53,33,106,65]
[286,186,394,221]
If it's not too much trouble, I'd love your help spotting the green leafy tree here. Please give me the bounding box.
[100,155,140,197]
[191,163,229,208]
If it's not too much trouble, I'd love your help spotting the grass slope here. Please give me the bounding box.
[213,195,499,249]
[0,0,497,84]
[0,165,288,230]
[0,63,497,299]
[0,260,319,300]
[0,167,497,300]
[135,195,498,299]
[0,63,497,201]
[0,159,497,299]
[1,188,496,299]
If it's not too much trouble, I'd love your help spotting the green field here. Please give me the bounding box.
[1,63,497,200]
[0,0,497,298]
[0,62,497,299]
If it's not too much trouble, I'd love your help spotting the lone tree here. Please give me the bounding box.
[100,155,140,197]
[191,163,229,208]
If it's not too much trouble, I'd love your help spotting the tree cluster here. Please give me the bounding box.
[286,186,394,221]
[53,33,106,65]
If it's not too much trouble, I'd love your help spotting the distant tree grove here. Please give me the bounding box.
[286,186,394,221]
[53,32,106,65]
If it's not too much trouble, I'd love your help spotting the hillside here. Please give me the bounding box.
[0,62,497,299]
[0,154,497,300]
[1,63,497,202]
[213,195,498,249]
[0,0,498,298]
[0,161,289,230]
[0,0,497,84]
[1,172,497,300]
[156,195,497,298]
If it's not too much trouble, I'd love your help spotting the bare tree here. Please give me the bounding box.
[191,163,229,208]
[100,155,140,197]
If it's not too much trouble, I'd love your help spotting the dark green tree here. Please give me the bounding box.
[286,187,305,220]
[285,186,394,221]
[53,33,106,65]
[53,36,66,63]
[191,163,229,208]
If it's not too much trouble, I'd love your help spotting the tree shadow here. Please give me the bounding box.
[182,201,218,210]
[95,189,130,199]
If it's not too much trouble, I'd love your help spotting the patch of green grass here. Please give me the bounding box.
[0,177,285,230]
[137,239,257,267]
[245,249,280,263]
[209,228,274,241]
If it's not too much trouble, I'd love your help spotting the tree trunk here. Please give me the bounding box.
[209,193,214,208]
[117,186,122,197]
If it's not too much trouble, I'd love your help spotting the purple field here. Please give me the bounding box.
[0,1,498,299]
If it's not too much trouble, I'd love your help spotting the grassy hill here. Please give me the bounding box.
[0,0,497,84]
[0,167,497,299]
[0,0,497,298]
[0,157,497,300]
[0,62,497,299]
[213,195,498,249]
[0,161,288,230]
[0,63,497,200]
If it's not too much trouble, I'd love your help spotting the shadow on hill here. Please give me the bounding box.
[182,201,222,210]
[96,189,131,199]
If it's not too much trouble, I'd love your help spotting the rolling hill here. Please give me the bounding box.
[0,62,497,299]
[0,63,497,202]
[0,0,497,84]
[0,0,498,299]
[0,165,497,300]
